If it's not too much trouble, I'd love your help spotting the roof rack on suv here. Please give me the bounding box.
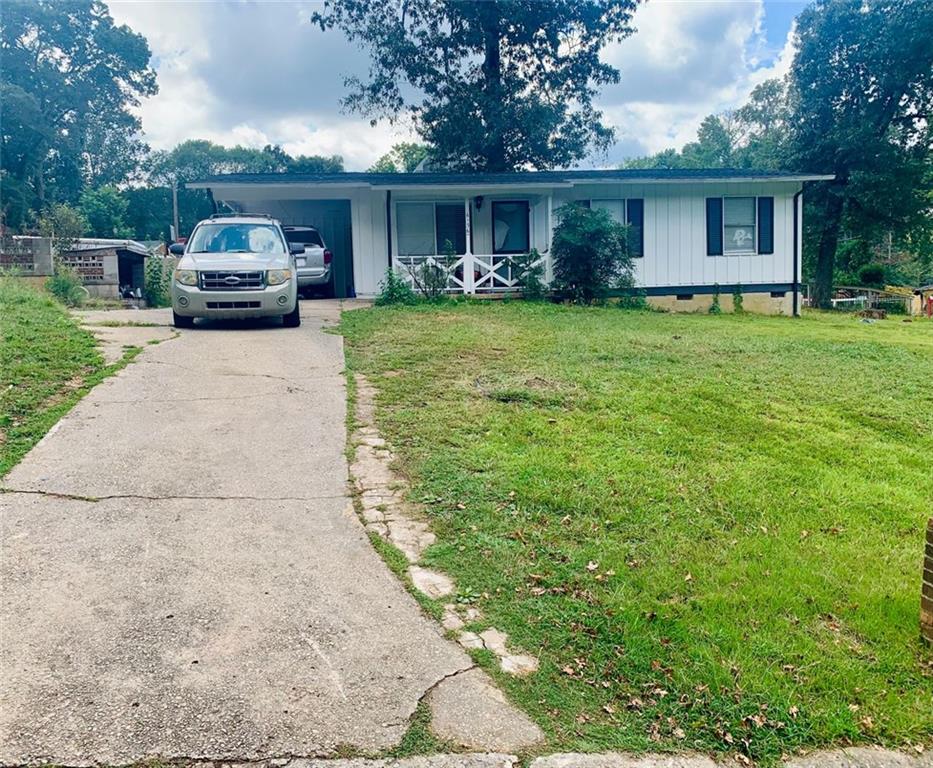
[208,212,275,220]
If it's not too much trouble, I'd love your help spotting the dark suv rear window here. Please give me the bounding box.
[285,228,324,247]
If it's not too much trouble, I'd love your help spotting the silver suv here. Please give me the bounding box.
[170,214,302,328]
[283,225,333,297]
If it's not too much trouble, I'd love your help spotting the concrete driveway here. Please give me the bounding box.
[0,303,474,764]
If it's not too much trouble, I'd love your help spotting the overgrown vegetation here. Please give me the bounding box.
[375,268,418,306]
[513,248,547,300]
[143,257,173,308]
[405,240,457,301]
[0,278,104,475]
[341,302,933,763]
[551,205,633,304]
[709,285,722,314]
[45,264,87,307]
[732,286,745,314]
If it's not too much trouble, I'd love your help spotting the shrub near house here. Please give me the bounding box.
[552,204,634,304]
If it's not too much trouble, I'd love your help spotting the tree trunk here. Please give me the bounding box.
[480,7,507,172]
[812,189,845,309]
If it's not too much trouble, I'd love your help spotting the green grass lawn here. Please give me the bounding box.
[340,302,933,763]
[0,278,107,476]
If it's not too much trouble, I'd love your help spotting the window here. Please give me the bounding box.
[434,203,467,255]
[492,201,530,254]
[284,228,324,247]
[707,196,774,256]
[396,202,466,257]
[187,223,286,254]
[723,197,756,254]
[396,203,435,256]
[591,199,624,222]
[590,199,644,258]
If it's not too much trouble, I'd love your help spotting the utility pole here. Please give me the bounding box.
[172,180,180,241]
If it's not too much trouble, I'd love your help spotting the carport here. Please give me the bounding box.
[187,180,359,298]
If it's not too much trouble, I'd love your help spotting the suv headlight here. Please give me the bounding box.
[174,269,197,286]
[267,269,291,286]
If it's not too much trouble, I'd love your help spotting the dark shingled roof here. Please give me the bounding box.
[188,168,832,188]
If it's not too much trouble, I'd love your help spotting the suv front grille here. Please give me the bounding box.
[200,270,264,291]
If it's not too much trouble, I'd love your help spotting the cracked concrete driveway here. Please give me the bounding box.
[0,304,474,764]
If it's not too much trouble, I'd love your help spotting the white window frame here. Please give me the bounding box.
[395,200,466,257]
[722,196,758,256]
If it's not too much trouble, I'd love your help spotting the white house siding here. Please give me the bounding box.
[552,181,801,291]
[203,177,805,312]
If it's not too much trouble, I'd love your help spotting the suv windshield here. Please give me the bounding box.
[188,223,286,254]
[285,228,325,247]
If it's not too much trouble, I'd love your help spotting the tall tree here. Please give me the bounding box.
[787,0,933,307]
[368,142,430,173]
[0,0,156,226]
[623,81,791,172]
[313,1,639,171]
[78,186,131,239]
[287,154,345,174]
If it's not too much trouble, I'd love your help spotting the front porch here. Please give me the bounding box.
[387,192,555,294]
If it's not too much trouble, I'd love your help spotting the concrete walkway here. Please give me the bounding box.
[0,303,478,764]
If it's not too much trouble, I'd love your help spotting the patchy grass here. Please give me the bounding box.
[340,302,933,764]
[0,278,117,476]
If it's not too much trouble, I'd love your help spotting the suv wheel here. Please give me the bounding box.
[173,310,194,328]
[282,301,301,328]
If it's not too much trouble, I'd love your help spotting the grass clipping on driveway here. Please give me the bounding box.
[341,302,933,762]
[0,278,106,476]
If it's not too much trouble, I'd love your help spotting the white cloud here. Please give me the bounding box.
[598,0,797,162]
[107,0,797,169]
[106,0,416,169]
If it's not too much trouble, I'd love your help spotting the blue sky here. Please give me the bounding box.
[107,0,808,169]
[762,0,809,48]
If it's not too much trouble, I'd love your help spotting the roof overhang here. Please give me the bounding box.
[371,182,574,192]
[188,171,835,192]
[568,175,834,185]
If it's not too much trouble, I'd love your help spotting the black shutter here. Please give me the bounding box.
[706,198,723,256]
[758,196,774,254]
[626,198,644,257]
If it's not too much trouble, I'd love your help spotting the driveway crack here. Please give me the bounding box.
[416,662,479,708]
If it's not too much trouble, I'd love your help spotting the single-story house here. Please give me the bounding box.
[188,168,833,314]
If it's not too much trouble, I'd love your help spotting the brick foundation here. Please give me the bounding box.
[923,518,933,645]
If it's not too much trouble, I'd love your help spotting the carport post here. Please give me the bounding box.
[463,197,474,294]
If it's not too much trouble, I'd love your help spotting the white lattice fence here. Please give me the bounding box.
[394,251,549,295]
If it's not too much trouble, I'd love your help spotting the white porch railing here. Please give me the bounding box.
[394,251,550,294]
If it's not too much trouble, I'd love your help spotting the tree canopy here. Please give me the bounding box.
[0,0,157,227]
[787,0,933,306]
[368,142,430,173]
[314,0,639,171]
[624,0,933,299]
